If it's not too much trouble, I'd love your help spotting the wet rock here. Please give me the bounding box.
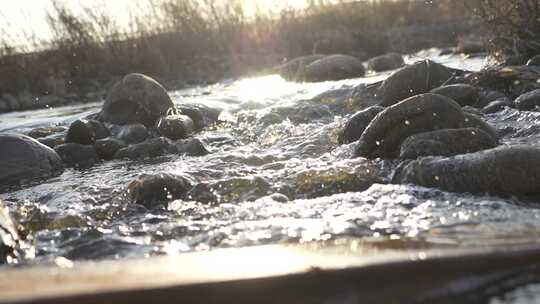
[156,114,194,140]
[367,53,404,72]
[0,200,30,264]
[462,113,499,140]
[54,143,99,168]
[355,93,465,159]
[393,146,540,196]
[212,176,272,203]
[461,106,484,116]
[399,128,498,159]
[86,120,110,140]
[114,137,175,160]
[456,36,485,54]
[26,126,67,139]
[100,73,174,127]
[0,134,64,191]
[482,98,512,114]
[66,120,92,145]
[430,84,479,106]
[380,60,453,107]
[114,124,150,144]
[279,55,326,81]
[526,55,540,66]
[37,133,65,148]
[303,54,365,82]
[185,183,218,204]
[94,138,127,160]
[476,90,507,108]
[176,104,221,130]
[514,89,540,111]
[128,173,193,209]
[338,106,384,144]
[174,138,210,156]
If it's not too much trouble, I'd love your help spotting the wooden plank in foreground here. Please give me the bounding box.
[0,244,540,304]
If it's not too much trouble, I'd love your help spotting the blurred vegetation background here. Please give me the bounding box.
[0,0,530,99]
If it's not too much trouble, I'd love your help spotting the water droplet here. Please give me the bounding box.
[404,120,410,125]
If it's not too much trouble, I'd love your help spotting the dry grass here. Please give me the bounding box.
[0,0,467,98]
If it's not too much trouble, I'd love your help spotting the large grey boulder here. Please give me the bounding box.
[304,54,365,82]
[355,93,466,159]
[0,134,64,191]
[99,73,174,127]
[380,60,453,107]
[367,53,404,72]
[399,128,498,159]
[393,146,540,196]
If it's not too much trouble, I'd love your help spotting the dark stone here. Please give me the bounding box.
[114,137,175,160]
[303,54,365,82]
[476,90,507,108]
[355,93,466,159]
[185,183,218,204]
[54,143,99,168]
[177,104,222,130]
[380,60,453,107]
[367,53,404,72]
[393,146,540,196]
[0,134,64,191]
[461,106,484,116]
[100,73,174,127]
[279,55,326,81]
[94,138,127,160]
[526,55,540,66]
[338,106,384,144]
[430,84,479,106]
[514,89,540,111]
[399,128,498,159]
[115,124,150,144]
[37,133,65,148]
[128,173,192,209]
[174,138,210,156]
[156,115,194,140]
[462,113,499,140]
[482,98,512,114]
[86,120,110,140]
[65,120,95,145]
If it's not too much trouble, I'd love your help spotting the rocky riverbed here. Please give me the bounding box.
[2,49,540,301]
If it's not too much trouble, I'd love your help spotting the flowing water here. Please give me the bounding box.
[1,50,540,302]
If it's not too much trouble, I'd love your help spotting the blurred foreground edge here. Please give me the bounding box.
[1,244,540,304]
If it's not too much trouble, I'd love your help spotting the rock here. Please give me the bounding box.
[114,137,175,160]
[482,98,512,114]
[338,106,384,144]
[0,99,9,113]
[37,133,65,148]
[26,126,67,139]
[100,73,174,127]
[476,90,507,108]
[94,138,127,160]
[114,124,150,144]
[86,120,110,140]
[174,138,210,156]
[439,48,455,56]
[128,173,192,209]
[380,60,453,107]
[399,128,498,159]
[430,84,479,106]
[367,53,404,72]
[526,55,540,66]
[461,106,484,116]
[156,115,194,140]
[0,200,29,264]
[65,120,94,145]
[355,93,466,159]
[54,143,99,168]
[176,104,221,130]
[303,54,365,82]
[0,134,64,190]
[2,94,19,111]
[279,55,326,81]
[462,113,499,140]
[514,89,540,111]
[393,146,540,196]
[185,183,218,204]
